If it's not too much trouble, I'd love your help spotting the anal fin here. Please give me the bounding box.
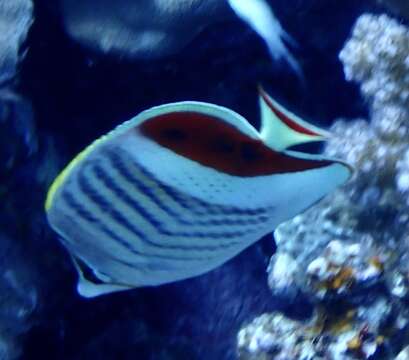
[70,255,133,298]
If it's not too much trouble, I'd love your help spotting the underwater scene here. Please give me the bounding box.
[3,0,409,359]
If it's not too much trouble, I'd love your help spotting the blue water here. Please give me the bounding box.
[2,0,395,358]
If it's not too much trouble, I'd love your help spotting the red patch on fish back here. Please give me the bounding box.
[139,112,332,177]
[260,90,320,137]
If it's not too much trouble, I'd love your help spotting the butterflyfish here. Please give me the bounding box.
[45,88,352,297]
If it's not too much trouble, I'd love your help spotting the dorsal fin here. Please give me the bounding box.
[258,86,330,151]
[45,101,260,211]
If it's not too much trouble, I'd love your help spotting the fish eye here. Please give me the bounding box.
[161,128,187,141]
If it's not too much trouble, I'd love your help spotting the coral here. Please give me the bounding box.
[237,309,391,360]
[274,12,409,298]
[305,240,383,301]
[267,252,302,303]
[268,238,384,307]
[241,12,409,359]
[339,14,409,141]
[333,13,409,279]
[237,296,408,359]
[237,313,318,360]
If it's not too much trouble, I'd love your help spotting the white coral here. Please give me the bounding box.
[339,14,409,141]
[256,13,409,359]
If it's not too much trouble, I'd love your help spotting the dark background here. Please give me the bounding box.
[8,0,391,358]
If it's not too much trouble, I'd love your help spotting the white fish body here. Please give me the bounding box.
[45,88,351,297]
[227,0,301,75]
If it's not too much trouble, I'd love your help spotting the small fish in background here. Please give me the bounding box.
[45,88,351,297]
[228,0,302,76]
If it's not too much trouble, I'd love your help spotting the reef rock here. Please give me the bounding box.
[237,313,317,360]
[267,252,302,303]
[339,14,409,141]
[0,0,33,85]
[305,240,383,302]
[237,310,390,360]
[0,2,43,359]
[273,12,409,296]
[258,12,409,359]
[0,91,37,178]
[0,234,38,360]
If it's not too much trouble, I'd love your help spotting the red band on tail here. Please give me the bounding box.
[259,87,321,137]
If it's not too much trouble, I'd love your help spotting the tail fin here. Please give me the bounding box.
[258,86,330,150]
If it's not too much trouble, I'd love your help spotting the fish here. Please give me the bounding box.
[45,87,352,297]
[227,0,301,76]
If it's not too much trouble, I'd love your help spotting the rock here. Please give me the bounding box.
[267,252,301,302]
[0,91,37,177]
[0,234,38,360]
[237,310,390,360]
[0,0,33,85]
[254,14,409,360]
